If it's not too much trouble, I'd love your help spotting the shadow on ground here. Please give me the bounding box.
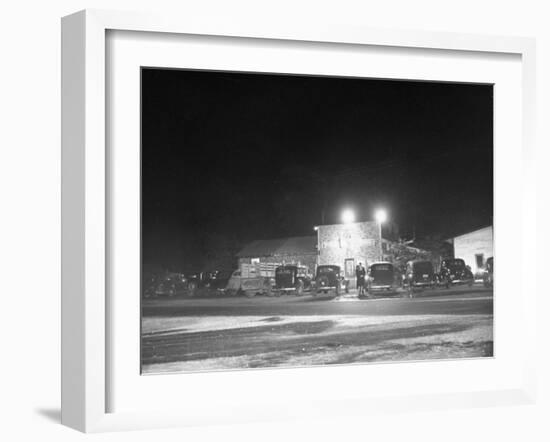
[35,408,61,423]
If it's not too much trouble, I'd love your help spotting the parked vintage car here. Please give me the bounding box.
[404,260,437,295]
[274,265,312,296]
[187,270,232,292]
[143,272,189,298]
[438,258,474,288]
[483,257,494,288]
[365,262,403,296]
[314,265,349,297]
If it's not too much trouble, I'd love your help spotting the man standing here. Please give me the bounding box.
[356,262,366,296]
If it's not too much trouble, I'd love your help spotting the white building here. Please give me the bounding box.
[451,226,493,277]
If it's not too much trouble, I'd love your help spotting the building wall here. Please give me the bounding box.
[317,221,381,286]
[453,226,493,274]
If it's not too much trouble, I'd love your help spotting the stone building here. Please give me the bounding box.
[316,221,435,288]
[317,221,382,287]
[237,222,434,289]
[450,225,493,277]
[236,235,317,273]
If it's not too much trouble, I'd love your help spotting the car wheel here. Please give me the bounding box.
[168,285,176,297]
[187,281,198,297]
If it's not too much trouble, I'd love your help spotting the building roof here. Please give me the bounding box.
[315,220,377,229]
[449,225,493,241]
[237,236,317,258]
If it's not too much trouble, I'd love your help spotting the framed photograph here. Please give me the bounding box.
[61,9,537,432]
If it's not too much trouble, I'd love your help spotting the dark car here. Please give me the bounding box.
[197,270,232,291]
[143,272,188,298]
[483,257,494,288]
[314,265,349,297]
[366,262,402,296]
[274,265,312,296]
[439,258,474,288]
[404,259,438,294]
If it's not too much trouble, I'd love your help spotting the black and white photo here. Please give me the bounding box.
[140,68,494,374]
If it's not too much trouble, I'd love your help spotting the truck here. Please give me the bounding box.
[224,262,279,297]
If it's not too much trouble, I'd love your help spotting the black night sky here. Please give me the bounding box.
[141,68,493,272]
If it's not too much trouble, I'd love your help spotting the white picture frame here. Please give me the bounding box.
[61,9,537,433]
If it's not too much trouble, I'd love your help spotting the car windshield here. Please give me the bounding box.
[412,261,433,273]
[276,268,294,275]
[318,266,338,274]
[371,264,392,272]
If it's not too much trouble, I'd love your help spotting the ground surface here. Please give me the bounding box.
[141,285,493,373]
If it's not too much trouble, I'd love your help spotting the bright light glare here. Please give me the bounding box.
[341,209,356,224]
[375,209,387,224]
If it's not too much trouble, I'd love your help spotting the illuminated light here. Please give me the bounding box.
[375,209,387,224]
[313,226,319,231]
[341,209,356,224]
